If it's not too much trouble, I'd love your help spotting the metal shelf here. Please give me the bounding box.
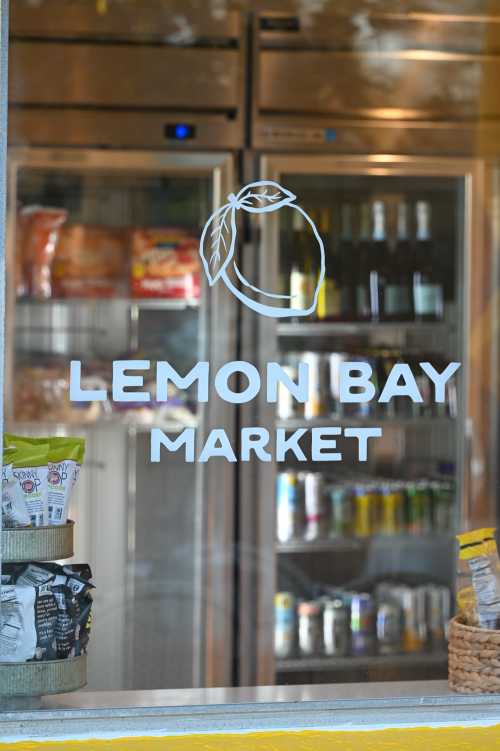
[6,419,195,434]
[277,321,452,337]
[275,416,454,429]
[275,651,448,673]
[276,533,453,554]
[15,297,200,311]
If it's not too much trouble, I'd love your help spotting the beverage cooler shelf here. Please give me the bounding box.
[276,417,454,429]
[277,322,453,338]
[276,533,453,554]
[15,297,200,311]
[275,651,448,674]
[7,419,195,434]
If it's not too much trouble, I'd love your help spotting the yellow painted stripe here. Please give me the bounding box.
[4,726,500,751]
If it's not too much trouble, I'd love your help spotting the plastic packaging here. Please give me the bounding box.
[2,445,31,528]
[0,585,37,662]
[130,227,200,299]
[53,224,127,298]
[3,562,93,661]
[19,206,67,299]
[5,435,49,527]
[457,528,500,629]
[47,437,85,525]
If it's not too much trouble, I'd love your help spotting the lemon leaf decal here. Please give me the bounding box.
[199,204,237,286]
[235,181,296,213]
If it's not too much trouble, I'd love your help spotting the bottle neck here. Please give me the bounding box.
[416,201,431,242]
[397,203,409,243]
[340,204,352,242]
[372,201,386,242]
[359,203,371,242]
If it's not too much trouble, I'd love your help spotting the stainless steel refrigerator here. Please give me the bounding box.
[6,0,245,691]
[238,7,500,687]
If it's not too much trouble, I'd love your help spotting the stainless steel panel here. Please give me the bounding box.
[259,49,500,120]
[257,10,498,54]
[10,0,241,41]
[8,108,243,149]
[9,42,240,110]
[254,117,500,156]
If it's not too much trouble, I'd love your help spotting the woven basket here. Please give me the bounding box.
[449,615,500,693]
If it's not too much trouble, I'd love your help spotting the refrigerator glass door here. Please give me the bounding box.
[246,154,492,687]
[6,149,236,690]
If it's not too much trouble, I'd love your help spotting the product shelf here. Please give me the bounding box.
[276,533,453,554]
[275,650,448,673]
[275,416,455,429]
[277,321,453,338]
[0,520,87,697]
[2,520,74,563]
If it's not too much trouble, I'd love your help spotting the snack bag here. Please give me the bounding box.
[457,528,500,629]
[130,228,200,299]
[0,585,37,662]
[19,206,67,299]
[47,437,85,525]
[6,435,49,527]
[2,445,30,528]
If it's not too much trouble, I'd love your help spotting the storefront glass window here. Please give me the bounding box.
[0,0,499,704]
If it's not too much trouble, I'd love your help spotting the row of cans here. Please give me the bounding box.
[277,351,458,420]
[274,583,451,660]
[276,472,454,542]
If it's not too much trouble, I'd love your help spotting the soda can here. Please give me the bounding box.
[427,584,451,648]
[431,480,454,533]
[350,593,376,655]
[303,472,327,541]
[276,472,302,543]
[379,483,405,535]
[277,364,298,420]
[353,485,373,538]
[302,352,326,419]
[323,599,349,656]
[394,586,426,652]
[298,600,323,656]
[274,592,296,659]
[406,482,433,535]
[328,352,351,417]
[328,483,354,537]
[376,601,402,655]
[348,354,378,418]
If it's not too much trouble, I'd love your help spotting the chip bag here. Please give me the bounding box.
[6,435,49,527]
[2,445,30,528]
[47,437,85,525]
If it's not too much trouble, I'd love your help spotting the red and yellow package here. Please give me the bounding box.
[130,228,200,299]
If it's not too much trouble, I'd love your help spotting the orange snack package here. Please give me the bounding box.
[130,228,200,299]
[19,206,68,299]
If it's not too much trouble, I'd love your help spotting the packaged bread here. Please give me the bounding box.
[130,227,200,299]
[19,206,68,299]
[53,225,127,298]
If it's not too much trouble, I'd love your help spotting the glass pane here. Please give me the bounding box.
[266,170,463,685]
[7,163,213,690]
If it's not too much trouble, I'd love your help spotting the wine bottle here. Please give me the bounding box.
[383,202,413,321]
[412,201,444,321]
[290,208,314,312]
[338,203,355,320]
[317,208,342,321]
[356,201,385,321]
[355,202,372,321]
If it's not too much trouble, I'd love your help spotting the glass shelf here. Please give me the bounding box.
[15,297,200,310]
[275,651,448,673]
[277,321,453,338]
[275,416,455,429]
[276,533,454,554]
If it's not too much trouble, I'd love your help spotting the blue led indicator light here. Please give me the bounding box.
[325,128,337,143]
[175,124,190,140]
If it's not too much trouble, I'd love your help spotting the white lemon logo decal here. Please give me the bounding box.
[199,180,325,318]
